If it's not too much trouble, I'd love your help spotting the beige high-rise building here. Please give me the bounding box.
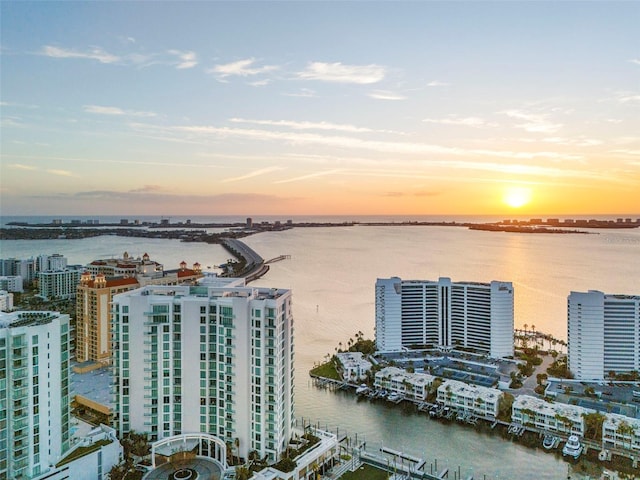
[76,273,139,364]
[76,253,203,365]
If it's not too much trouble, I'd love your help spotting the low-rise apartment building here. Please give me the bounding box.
[336,352,372,381]
[602,414,640,453]
[511,395,590,437]
[436,379,502,419]
[375,366,435,401]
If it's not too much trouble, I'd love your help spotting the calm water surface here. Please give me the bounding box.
[3,224,640,479]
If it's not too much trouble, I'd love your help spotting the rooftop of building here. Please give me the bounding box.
[439,379,502,402]
[79,275,140,289]
[545,379,640,419]
[116,282,289,301]
[337,351,370,363]
[603,412,640,430]
[376,366,435,386]
[380,276,510,288]
[72,363,114,410]
[513,394,592,421]
[0,310,63,328]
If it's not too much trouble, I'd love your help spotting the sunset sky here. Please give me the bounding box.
[1,2,639,216]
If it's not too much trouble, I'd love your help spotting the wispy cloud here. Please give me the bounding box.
[230,118,380,133]
[46,169,77,177]
[614,91,640,103]
[427,80,449,87]
[381,190,440,197]
[517,136,602,147]
[168,49,197,69]
[297,62,386,84]
[283,88,316,98]
[128,185,166,193]
[501,109,563,133]
[423,116,497,128]
[84,105,157,117]
[38,190,295,209]
[629,59,640,65]
[41,45,120,64]
[8,163,78,177]
[130,122,582,162]
[368,90,406,101]
[208,58,277,79]
[8,163,37,171]
[0,101,39,109]
[273,169,344,184]
[248,79,270,87]
[610,149,640,156]
[222,166,285,183]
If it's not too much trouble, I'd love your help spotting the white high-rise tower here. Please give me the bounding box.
[375,277,514,358]
[568,290,640,380]
[111,280,294,463]
[0,311,71,479]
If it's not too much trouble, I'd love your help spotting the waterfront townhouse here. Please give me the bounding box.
[602,414,640,453]
[335,352,372,381]
[0,311,72,479]
[568,290,640,380]
[436,379,502,419]
[374,366,435,401]
[375,277,514,358]
[511,395,590,437]
[111,280,294,463]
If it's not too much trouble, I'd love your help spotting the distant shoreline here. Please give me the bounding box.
[3,217,639,241]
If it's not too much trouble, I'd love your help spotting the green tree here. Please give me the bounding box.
[121,431,150,458]
[582,412,605,441]
[235,466,251,480]
[498,393,514,422]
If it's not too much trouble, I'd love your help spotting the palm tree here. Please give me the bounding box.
[226,441,233,465]
[235,466,251,480]
[234,437,240,465]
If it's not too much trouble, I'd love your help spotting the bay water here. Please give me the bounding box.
[2,220,640,479]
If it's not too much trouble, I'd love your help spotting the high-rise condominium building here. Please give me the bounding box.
[37,267,83,300]
[0,258,36,285]
[111,280,294,463]
[375,277,514,358]
[37,254,68,272]
[0,311,71,479]
[76,253,202,364]
[76,274,139,364]
[568,290,640,380]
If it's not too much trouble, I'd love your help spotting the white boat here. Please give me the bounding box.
[355,384,369,395]
[562,435,583,459]
[387,392,404,403]
[542,434,557,450]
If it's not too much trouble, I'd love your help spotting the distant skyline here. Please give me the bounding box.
[1,2,639,216]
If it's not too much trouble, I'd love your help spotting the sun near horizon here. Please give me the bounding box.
[503,186,533,210]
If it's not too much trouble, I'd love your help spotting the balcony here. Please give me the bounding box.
[13,417,29,430]
[12,387,28,399]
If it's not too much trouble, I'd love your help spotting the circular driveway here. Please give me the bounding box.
[144,458,223,480]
